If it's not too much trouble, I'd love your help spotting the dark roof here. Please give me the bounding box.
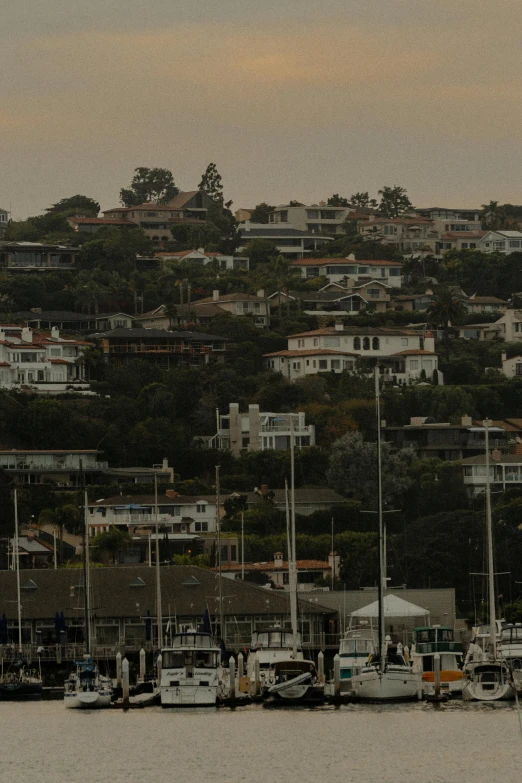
[246,488,347,505]
[0,566,334,621]
[16,311,92,322]
[460,454,522,466]
[239,227,332,238]
[90,327,229,342]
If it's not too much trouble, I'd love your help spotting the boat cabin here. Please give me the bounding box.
[339,630,375,658]
[251,628,301,651]
[162,632,220,669]
[500,624,522,644]
[414,626,461,654]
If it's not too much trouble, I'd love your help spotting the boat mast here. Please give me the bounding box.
[215,465,224,641]
[154,473,163,649]
[83,487,91,655]
[14,488,22,654]
[375,366,386,672]
[484,419,497,659]
[289,416,298,657]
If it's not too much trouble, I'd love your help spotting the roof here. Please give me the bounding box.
[460,454,522,465]
[91,493,226,507]
[391,350,438,356]
[290,258,402,267]
[351,594,431,619]
[91,327,229,341]
[0,449,98,455]
[440,231,487,240]
[239,227,332,239]
[468,296,508,304]
[12,536,52,555]
[288,326,417,338]
[155,249,223,259]
[196,293,264,304]
[68,217,130,226]
[0,565,334,621]
[49,358,72,364]
[16,311,93,322]
[216,559,329,573]
[264,349,358,359]
[246,488,348,504]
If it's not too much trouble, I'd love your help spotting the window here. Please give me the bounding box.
[372,337,380,350]
[313,338,319,346]
[279,211,288,222]
[389,268,401,276]
[195,521,209,532]
[230,545,237,561]
[383,225,398,235]
[461,243,468,249]
[320,211,336,220]
[401,338,409,346]
[242,437,250,447]
[353,337,361,350]
[331,359,341,369]
[50,348,61,357]
[297,339,305,347]
[410,360,419,370]
[196,504,206,513]
[318,360,328,370]
[368,288,380,298]
[307,210,319,219]
[357,266,369,274]
[324,336,340,347]
[292,362,301,372]
[469,243,476,249]
[220,545,228,562]
[362,337,370,350]
[381,268,386,277]
[516,364,522,376]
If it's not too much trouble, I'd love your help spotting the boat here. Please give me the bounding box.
[350,367,422,702]
[63,487,113,709]
[0,489,43,702]
[64,656,113,709]
[463,420,514,701]
[498,624,522,693]
[337,624,377,692]
[410,626,464,697]
[160,628,224,707]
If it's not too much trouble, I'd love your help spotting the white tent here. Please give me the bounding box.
[350,594,430,621]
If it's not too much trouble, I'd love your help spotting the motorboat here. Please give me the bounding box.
[0,655,43,701]
[337,625,377,692]
[160,630,224,707]
[64,655,113,709]
[411,626,464,697]
[497,623,522,694]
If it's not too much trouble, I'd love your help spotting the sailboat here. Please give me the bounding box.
[259,421,324,705]
[64,488,112,709]
[463,419,514,701]
[0,489,43,701]
[350,366,421,702]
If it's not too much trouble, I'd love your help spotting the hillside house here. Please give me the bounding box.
[0,242,77,271]
[289,256,403,287]
[156,248,249,271]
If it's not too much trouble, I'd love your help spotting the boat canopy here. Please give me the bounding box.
[351,594,430,620]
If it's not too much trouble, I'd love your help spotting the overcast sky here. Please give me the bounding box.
[2,0,522,218]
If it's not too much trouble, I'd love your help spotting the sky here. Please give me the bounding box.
[2,0,522,219]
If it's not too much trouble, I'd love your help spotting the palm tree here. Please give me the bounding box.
[481,200,506,231]
[427,287,468,359]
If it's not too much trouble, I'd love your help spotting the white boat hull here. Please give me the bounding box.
[161,684,219,707]
[64,690,112,709]
[463,664,514,701]
[351,668,421,701]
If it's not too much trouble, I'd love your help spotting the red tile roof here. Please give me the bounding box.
[214,559,330,572]
[264,349,358,358]
[391,350,437,356]
[290,258,402,267]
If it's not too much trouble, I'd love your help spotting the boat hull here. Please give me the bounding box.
[351,668,421,702]
[161,685,219,707]
[463,663,514,701]
[0,682,43,701]
[64,690,112,709]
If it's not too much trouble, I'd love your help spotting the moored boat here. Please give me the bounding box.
[411,626,464,697]
[338,625,377,692]
[160,629,223,707]
[64,656,113,709]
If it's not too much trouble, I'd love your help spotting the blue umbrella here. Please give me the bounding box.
[145,609,152,642]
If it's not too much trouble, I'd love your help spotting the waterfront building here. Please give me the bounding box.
[0,242,77,271]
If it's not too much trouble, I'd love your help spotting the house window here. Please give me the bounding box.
[242,437,250,447]
[389,268,401,276]
[293,362,301,372]
[401,338,409,346]
[353,337,361,350]
[195,521,209,532]
[372,337,380,350]
[362,337,370,350]
[331,359,341,370]
[324,336,340,347]
[368,288,380,297]
[410,360,419,370]
[230,545,237,561]
[196,504,206,513]
[313,338,319,346]
[318,360,328,370]
[516,364,522,376]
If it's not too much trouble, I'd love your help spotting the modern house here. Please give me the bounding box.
[0,449,107,487]
[501,352,522,379]
[357,216,438,255]
[383,417,509,461]
[216,551,339,591]
[202,403,315,456]
[391,292,435,312]
[479,231,522,255]
[0,242,77,271]
[466,295,509,315]
[436,231,486,254]
[461,451,522,495]
[156,248,249,271]
[268,204,353,235]
[264,324,441,385]
[289,256,403,287]
[0,324,91,393]
[91,327,231,368]
[102,191,215,241]
[414,207,482,233]
[239,222,333,258]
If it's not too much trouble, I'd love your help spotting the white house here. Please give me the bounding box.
[264,325,441,385]
[501,352,522,379]
[203,403,315,456]
[88,491,228,537]
[216,551,339,591]
[466,295,509,315]
[289,255,403,287]
[239,222,333,258]
[480,231,522,255]
[269,204,352,235]
[0,324,91,393]
[461,451,522,495]
[156,248,249,271]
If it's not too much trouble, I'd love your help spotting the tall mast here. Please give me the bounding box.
[484,419,497,659]
[289,417,298,656]
[14,488,22,654]
[154,473,163,649]
[375,366,385,672]
[84,488,91,655]
[215,465,224,640]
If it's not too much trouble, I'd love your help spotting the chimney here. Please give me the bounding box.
[197,247,205,253]
[423,333,435,352]
[21,326,32,343]
[410,417,428,425]
[51,326,60,339]
[328,551,340,579]
[165,489,178,499]
[461,415,472,427]
[257,289,265,299]
[212,290,220,301]
[162,457,169,470]
[501,352,507,362]
[334,321,344,331]
[260,484,269,496]
[273,552,284,568]
[491,449,501,460]
[347,253,356,260]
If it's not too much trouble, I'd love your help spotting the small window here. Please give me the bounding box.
[353,337,361,350]
[362,337,370,350]
[196,504,206,513]
[372,337,380,350]
[318,359,328,370]
[401,338,409,346]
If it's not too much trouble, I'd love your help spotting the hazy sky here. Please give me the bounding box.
[2,1,522,218]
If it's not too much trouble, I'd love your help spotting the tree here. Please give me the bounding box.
[327,194,350,207]
[46,195,100,217]
[350,192,378,209]
[481,200,506,230]
[243,239,279,269]
[428,287,468,359]
[199,163,231,208]
[378,185,413,218]
[326,431,415,508]
[120,167,179,206]
[92,527,132,564]
[288,200,304,207]
[250,203,276,224]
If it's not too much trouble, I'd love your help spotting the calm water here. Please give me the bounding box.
[2,702,522,783]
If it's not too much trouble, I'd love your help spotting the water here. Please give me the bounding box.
[2,702,521,783]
